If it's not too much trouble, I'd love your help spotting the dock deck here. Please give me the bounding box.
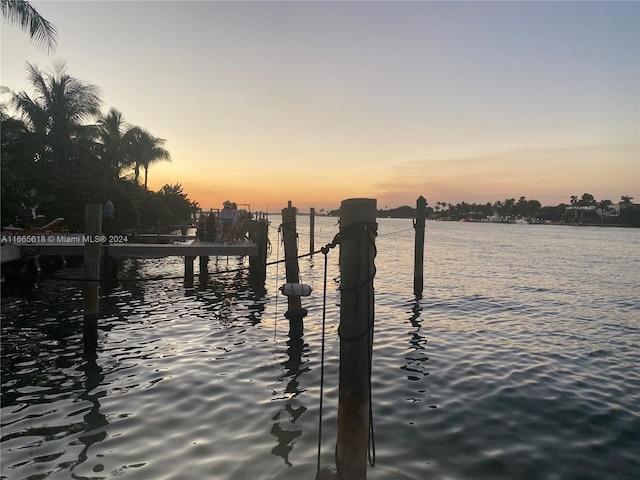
[1,234,257,263]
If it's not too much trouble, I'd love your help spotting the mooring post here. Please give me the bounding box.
[198,255,209,286]
[199,255,209,275]
[185,255,195,286]
[281,201,306,334]
[249,219,268,289]
[336,198,377,480]
[83,204,102,359]
[413,195,427,298]
[310,207,316,255]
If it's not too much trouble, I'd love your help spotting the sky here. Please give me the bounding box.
[2,0,639,212]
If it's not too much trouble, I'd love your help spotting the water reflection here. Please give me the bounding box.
[270,329,309,467]
[402,300,429,382]
[72,359,108,477]
[0,283,114,479]
[188,257,268,326]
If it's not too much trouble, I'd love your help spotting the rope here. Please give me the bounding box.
[377,226,415,237]
[2,246,330,284]
[336,221,377,340]
[366,228,377,467]
[316,244,329,476]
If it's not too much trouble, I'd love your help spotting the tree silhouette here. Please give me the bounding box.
[1,0,57,52]
[129,128,171,188]
[9,61,102,171]
[94,108,138,179]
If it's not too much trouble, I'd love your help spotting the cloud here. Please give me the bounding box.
[375,143,639,205]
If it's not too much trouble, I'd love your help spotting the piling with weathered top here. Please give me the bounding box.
[413,195,427,298]
[281,202,307,333]
[336,198,377,480]
[83,204,102,359]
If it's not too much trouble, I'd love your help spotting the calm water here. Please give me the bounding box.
[2,218,639,480]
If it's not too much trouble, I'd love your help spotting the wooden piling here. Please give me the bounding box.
[83,204,102,359]
[310,207,315,255]
[198,255,209,285]
[249,219,268,289]
[413,196,427,298]
[336,198,377,480]
[199,255,209,275]
[185,255,195,286]
[281,202,306,330]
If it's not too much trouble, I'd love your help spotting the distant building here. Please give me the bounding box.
[566,202,640,218]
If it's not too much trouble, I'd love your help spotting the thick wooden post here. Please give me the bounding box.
[83,204,102,359]
[185,255,195,286]
[310,207,315,255]
[413,196,427,298]
[249,219,268,289]
[199,255,209,275]
[336,198,377,480]
[281,202,306,332]
[198,255,209,285]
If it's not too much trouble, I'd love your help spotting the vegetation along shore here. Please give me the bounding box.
[1,62,198,235]
[329,194,640,227]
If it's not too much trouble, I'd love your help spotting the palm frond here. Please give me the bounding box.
[1,0,58,53]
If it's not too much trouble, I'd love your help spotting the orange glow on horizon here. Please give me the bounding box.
[147,141,639,212]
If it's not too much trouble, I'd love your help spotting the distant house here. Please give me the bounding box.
[565,205,596,213]
[566,202,640,218]
[610,202,640,216]
[608,204,622,217]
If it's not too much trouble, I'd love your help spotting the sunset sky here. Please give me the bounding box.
[2,0,638,212]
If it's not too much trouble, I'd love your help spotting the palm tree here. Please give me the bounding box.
[570,195,578,222]
[620,195,634,209]
[95,108,138,179]
[503,198,515,218]
[9,61,102,170]
[597,199,613,223]
[129,128,170,188]
[1,0,57,52]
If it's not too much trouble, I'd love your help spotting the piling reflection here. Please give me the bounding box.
[270,329,309,466]
[401,299,429,381]
[117,258,147,302]
[189,257,268,326]
[73,359,108,474]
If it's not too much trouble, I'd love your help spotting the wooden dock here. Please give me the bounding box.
[1,206,270,289]
[1,235,257,262]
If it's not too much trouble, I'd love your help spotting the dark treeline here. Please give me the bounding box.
[428,194,639,225]
[328,194,639,226]
[1,62,198,233]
